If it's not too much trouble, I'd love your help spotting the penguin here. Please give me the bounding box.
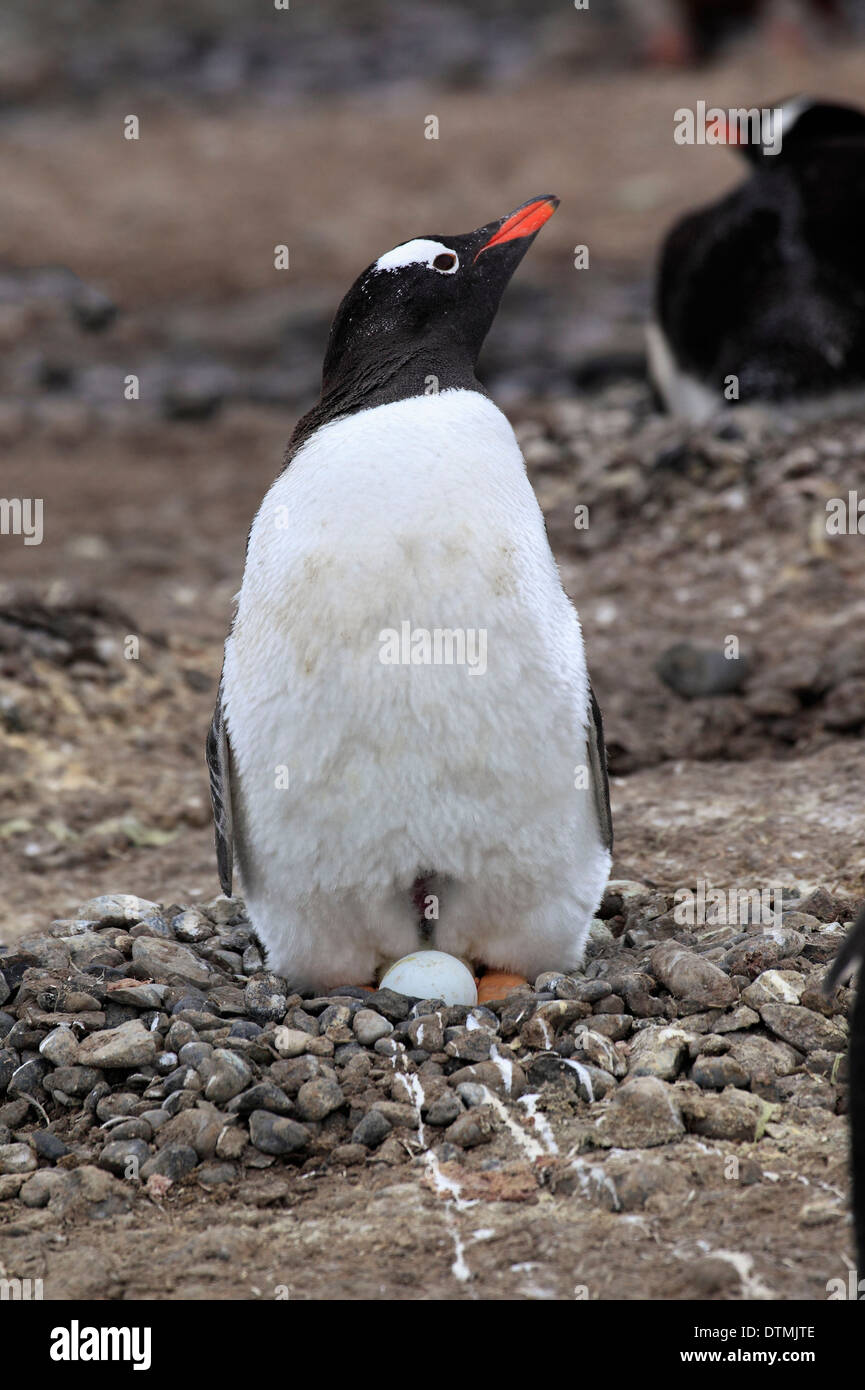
[207,195,613,1002]
[648,97,865,422]
[825,905,865,1277]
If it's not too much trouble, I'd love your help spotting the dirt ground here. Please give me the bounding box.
[2,37,865,1301]
[1,1119,851,1302]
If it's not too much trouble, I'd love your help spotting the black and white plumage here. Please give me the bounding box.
[649,97,865,421]
[206,196,613,993]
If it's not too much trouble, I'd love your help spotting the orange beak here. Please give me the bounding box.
[474,195,559,261]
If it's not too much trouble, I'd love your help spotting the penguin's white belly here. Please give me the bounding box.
[222,389,610,989]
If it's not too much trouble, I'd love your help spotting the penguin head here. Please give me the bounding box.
[320,195,558,391]
[735,97,865,165]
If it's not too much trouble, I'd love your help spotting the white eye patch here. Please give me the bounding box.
[373,239,459,275]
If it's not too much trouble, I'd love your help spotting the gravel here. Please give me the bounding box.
[0,879,856,1208]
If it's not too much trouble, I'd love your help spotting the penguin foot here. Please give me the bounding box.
[476,970,528,1005]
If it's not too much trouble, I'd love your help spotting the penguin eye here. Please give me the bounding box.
[432,252,458,273]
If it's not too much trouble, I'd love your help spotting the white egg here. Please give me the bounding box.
[379,950,478,1006]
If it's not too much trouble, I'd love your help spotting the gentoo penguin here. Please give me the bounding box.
[826,906,865,1276]
[648,97,865,422]
[207,195,613,1001]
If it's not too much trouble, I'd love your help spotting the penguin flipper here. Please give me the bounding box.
[825,902,865,995]
[206,677,234,897]
[587,684,613,853]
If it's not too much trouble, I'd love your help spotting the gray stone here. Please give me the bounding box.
[520,999,589,1049]
[102,1118,151,1143]
[680,1086,770,1142]
[775,1074,838,1110]
[228,1082,293,1115]
[722,1033,804,1085]
[352,1009,393,1046]
[154,1107,223,1158]
[197,1162,236,1185]
[273,1027,309,1058]
[351,1110,392,1148]
[43,1065,102,1098]
[690,1056,751,1089]
[44,1163,133,1217]
[364,988,412,1022]
[268,1055,322,1095]
[244,973,288,1023]
[408,1014,444,1053]
[163,1090,200,1117]
[284,1007,319,1036]
[131,936,217,989]
[8,1057,49,1095]
[424,1093,462,1126]
[586,1013,634,1041]
[574,979,615,1004]
[19,1169,65,1208]
[105,982,168,1010]
[573,1027,628,1078]
[76,894,160,925]
[569,1060,619,1102]
[372,1099,418,1127]
[242,945,264,974]
[627,1025,691,1080]
[444,1028,491,1062]
[171,910,214,944]
[178,1042,212,1068]
[759,1004,846,1054]
[455,1082,487,1108]
[140,1108,170,1132]
[590,1077,685,1149]
[606,971,669,1018]
[655,642,748,698]
[464,1007,500,1032]
[39,1025,80,1067]
[248,1110,309,1156]
[0,1142,37,1175]
[95,1092,139,1121]
[713,1006,760,1033]
[99,1138,151,1176]
[741,971,805,1009]
[33,1130,69,1161]
[446,1060,526,1098]
[165,1021,198,1052]
[526,1053,616,1101]
[689,1033,730,1058]
[295,1077,344,1121]
[587,918,614,948]
[444,1106,497,1148]
[0,1098,29,1127]
[215,1125,247,1160]
[722,931,806,978]
[201,1049,252,1104]
[77,1018,159,1069]
[140,1144,199,1181]
[650,942,737,1009]
[0,1048,18,1092]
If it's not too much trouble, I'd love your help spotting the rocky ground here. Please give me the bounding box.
[0,878,857,1301]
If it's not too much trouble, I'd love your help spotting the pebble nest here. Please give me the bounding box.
[0,881,855,1215]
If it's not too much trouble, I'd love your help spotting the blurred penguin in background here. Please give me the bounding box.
[648,97,865,421]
